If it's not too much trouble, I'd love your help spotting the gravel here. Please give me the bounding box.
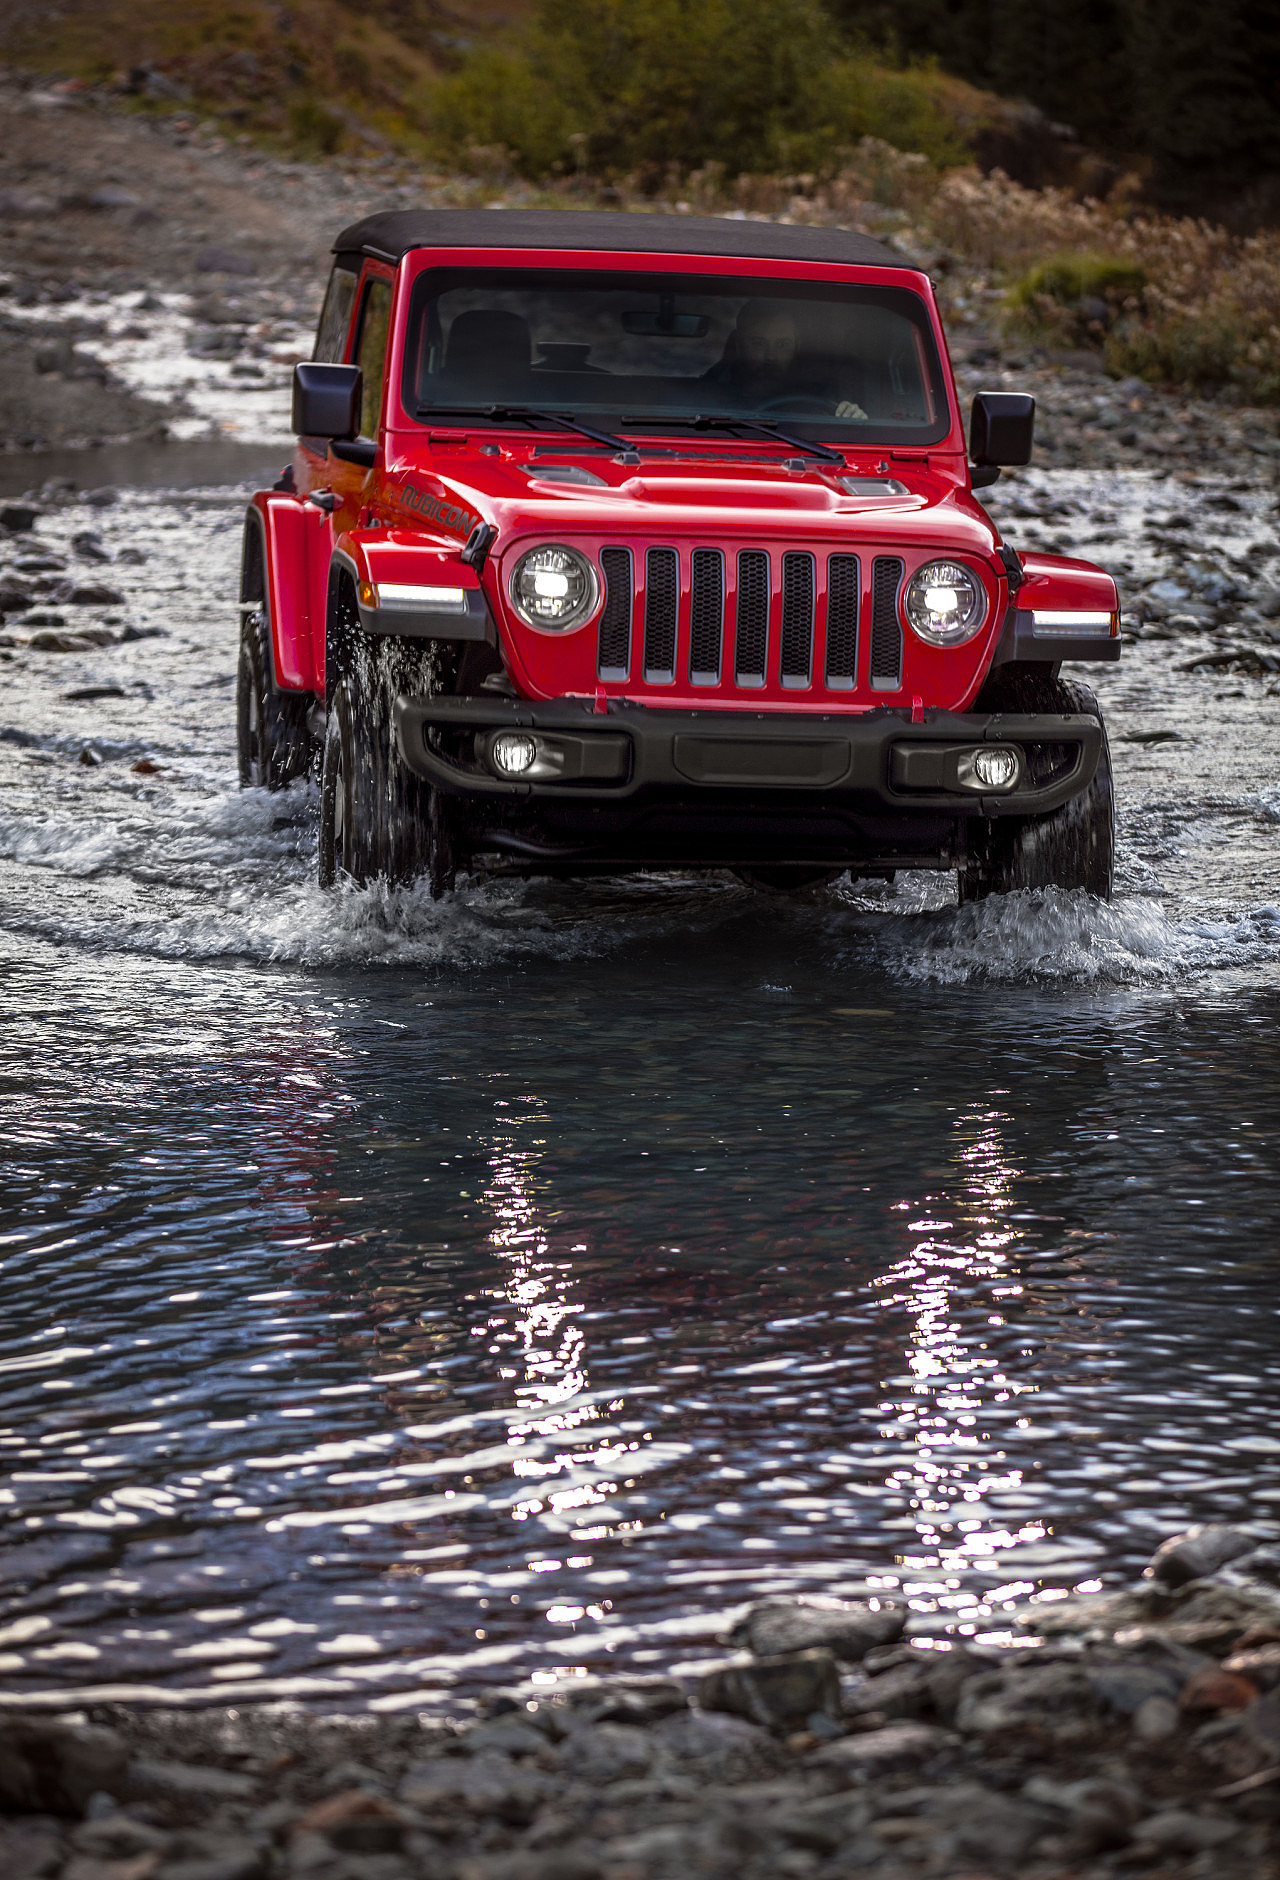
[2,1525,1279,1879]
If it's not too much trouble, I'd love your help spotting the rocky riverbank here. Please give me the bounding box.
[2,69,1279,482]
[3,1525,1279,1880]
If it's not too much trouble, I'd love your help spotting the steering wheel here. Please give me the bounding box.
[755,395,834,416]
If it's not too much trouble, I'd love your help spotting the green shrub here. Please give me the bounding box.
[1005,250,1146,346]
[422,0,980,181]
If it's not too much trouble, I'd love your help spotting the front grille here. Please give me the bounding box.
[643,546,679,684]
[591,545,917,698]
[869,556,904,690]
[689,548,724,685]
[825,554,859,688]
[735,549,769,687]
[597,547,633,681]
[780,552,814,687]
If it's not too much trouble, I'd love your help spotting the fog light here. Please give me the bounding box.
[491,731,538,776]
[972,746,1019,789]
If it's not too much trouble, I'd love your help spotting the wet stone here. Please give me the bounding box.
[0,1720,129,1816]
[72,531,111,562]
[68,585,126,607]
[1131,1694,1179,1741]
[0,503,39,531]
[1179,1664,1260,1712]
[731,1595,906,1663]
[1223,1642,1280,1687]
[954,1660,1098,1738]
[291,1791,405,1854]
[649,1708,782,1784]
[807,1721,950,1777]
[699,1648,842,1732]
[1133,1809,1239,1854]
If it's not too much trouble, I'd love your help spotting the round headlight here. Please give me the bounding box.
[904,560,987,646]
[510,544,599,632]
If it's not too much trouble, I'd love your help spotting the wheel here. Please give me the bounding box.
[319,677,381,886]
[958,673,1115,902]
[236,611,310,790]
[319,590,458,895]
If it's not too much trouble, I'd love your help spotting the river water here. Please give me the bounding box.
[2,456,1280,1715]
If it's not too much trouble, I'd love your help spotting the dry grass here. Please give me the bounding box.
[646,149,1280,405]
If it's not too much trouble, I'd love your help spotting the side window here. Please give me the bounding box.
[355,277,393,439]
[313,266,357,363]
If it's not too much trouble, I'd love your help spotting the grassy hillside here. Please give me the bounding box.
[0,0,520,154]
[2,0,1028,178]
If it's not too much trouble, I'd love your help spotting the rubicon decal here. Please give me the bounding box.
[383,478,478,538]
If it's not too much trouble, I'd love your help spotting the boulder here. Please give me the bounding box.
[731,1595,905,1663]
[0,1718,128,1815]
[809,1721,949,1777]
[1146,1525,1259,1588]
[699,1648,841,1731]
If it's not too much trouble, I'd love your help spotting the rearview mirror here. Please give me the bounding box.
[292,362,362,440]
[970,391,1035,466]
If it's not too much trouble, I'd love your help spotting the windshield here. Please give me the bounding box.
[401,267,950,446]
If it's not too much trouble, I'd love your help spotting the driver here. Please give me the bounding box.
[703,301,867,419]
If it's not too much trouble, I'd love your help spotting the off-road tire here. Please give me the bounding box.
[236,607,311,790]
[319,578,459,894]
[958,671,1114,902]
[319,676,381,886]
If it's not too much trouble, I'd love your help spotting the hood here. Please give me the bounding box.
[376,435,1001,561]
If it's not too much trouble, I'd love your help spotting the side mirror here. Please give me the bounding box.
[292,362,362,440]
[970,391,1035,467]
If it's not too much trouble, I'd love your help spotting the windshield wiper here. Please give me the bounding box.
[683,414,845,466]
[416,404,639,459]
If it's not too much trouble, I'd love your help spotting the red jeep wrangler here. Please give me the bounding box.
[237,210,1119,898]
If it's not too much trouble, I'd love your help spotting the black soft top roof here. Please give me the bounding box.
[332,208,909,273]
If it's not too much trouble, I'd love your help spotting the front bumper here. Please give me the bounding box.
[393,694,1102,820]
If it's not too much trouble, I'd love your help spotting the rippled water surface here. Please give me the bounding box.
[3,463,1280,1713]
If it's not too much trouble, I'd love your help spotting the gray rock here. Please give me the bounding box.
[1146,1523,1257,1587]
[0,1820,64,1878]
[1132,1694,1179,1741]
[194,248,256,278]
[808,1721,949,1777]
[67,585,126,607]
[0,584,34,610]
[1133,1810,1238,1854]
[129,1759,257,1804]
[1087,1659,1183,1716]
[556,1676,687,1729]
[155,1847,264,1880]
[72,1815,171,1858]
[0,1719,128,1815]
[1024,1774,1142,1854]
[461,1717,550,1760]
[842,1658,930,1721]
[773,1791,869,1853]
[650,1707,782,1783]
[397,1752,548,1824]
[731,1595,905,1663]
[0,504,39,531]
[560,1722,653,1785]
[699,1648,841,1731]
[955,1661,1097,1737]
[72,532,111,563]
